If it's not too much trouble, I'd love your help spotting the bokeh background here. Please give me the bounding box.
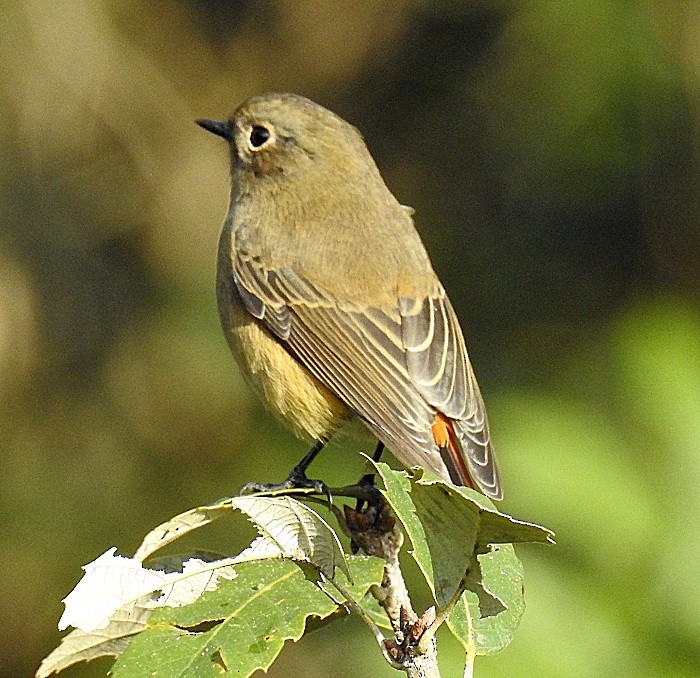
[2,1,699,676]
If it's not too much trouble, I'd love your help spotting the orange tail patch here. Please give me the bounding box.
[431,413,476,489]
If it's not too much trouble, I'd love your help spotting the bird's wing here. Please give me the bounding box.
[233,251,501,498]
[400,294,501,499]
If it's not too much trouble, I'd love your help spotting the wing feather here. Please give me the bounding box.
[401,291,501,497]
[231,253,501,498]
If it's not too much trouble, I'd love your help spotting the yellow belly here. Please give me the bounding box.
[222,298,350,442]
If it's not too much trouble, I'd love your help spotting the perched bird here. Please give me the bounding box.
[198,93,502,500]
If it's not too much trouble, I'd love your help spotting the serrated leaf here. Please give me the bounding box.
[113,556,382,678]
[35,605,149,678]
[371,461,553,655]
[416,468,555,548]
[231,495,350,580]
[411,468,553,652]
[57,548,239,634]
[134,497,235,562]
[45,493,357,678]
[57,495,348,640]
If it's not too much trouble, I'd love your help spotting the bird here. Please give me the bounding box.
[197,93,502,500]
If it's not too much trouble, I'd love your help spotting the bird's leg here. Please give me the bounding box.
[239,440,331,499]
[346,441,391,553]
[355,441,385,512]
[285,439,327,489]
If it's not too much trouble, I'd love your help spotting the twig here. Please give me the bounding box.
[326,577,403,670]
[246,481,444,676]
[342,498,442,678]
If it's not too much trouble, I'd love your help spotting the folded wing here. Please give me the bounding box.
[233,250,502,499]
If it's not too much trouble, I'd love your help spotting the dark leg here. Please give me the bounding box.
[286,440,326,483]
[240,440,330,497]
[348,441,387,553]
[355,442,385,512]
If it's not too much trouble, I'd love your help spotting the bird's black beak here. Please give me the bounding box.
[196,119,233,141]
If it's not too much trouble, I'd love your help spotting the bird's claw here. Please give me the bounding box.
[239,474,332,505]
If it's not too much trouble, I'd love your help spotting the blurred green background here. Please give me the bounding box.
[2,1,699,676]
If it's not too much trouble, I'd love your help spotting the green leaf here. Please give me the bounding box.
[35,606,148,678]
[333,554,386,602]
[315,554,389,631]
[447,544,526,655]
[112,555,384,678]
[231,495,349,580]
[371,461,554,655]
[112,560,335,678]
[41,494,355,677]
[414,467,556,548]
[134,497,236,562]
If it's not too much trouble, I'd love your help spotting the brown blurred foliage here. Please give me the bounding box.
[1,1,698,677]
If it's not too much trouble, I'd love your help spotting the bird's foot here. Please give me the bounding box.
[239,469,331,503]
[353,471,383,512]
[353,441,385,511]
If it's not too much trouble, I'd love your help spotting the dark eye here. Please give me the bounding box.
[249,126,271,148]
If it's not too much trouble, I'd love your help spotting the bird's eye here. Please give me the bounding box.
[249,126,272,148]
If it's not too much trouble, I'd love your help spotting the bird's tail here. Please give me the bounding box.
[431,412,502,500]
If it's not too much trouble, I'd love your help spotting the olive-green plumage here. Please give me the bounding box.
[203,93,502,499]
